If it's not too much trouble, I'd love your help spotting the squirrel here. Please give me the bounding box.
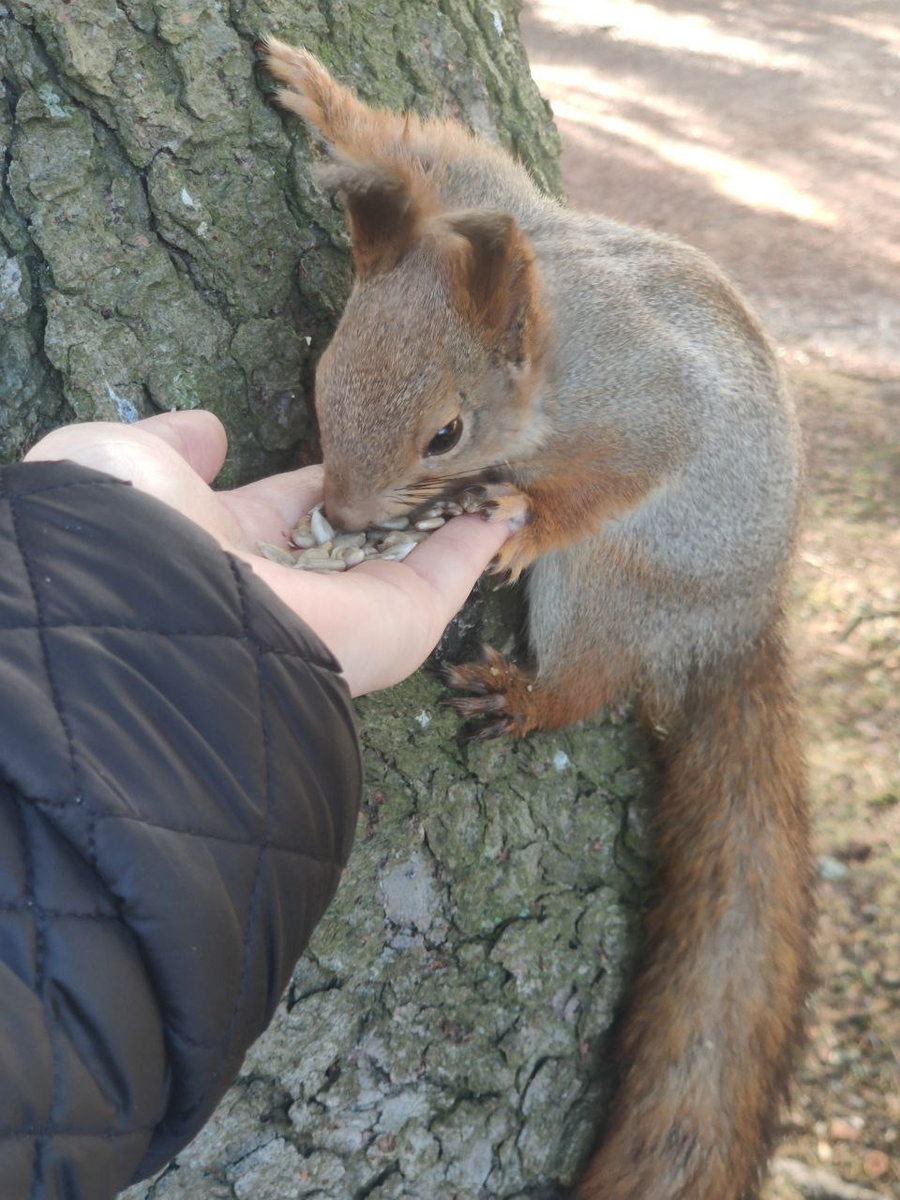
[260,38,815,1200]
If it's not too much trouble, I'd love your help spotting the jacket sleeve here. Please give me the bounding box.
[0,460,362,1199]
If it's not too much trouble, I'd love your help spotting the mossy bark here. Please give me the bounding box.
[123,668,652,1200]
[1,0,562,479]
[2,3,652,1196]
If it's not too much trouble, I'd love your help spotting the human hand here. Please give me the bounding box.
[25,412,521,696]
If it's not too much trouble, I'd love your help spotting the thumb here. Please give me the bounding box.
[24,411,228,488]
[402,512,519,627]
[134,411,228,484]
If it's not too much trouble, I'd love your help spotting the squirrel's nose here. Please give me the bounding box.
[323,478,409,532]
[323,492,379,533]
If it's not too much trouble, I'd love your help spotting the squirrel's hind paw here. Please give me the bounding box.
[442,646,539,739]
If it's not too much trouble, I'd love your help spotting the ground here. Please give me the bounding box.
[519,3,899,1197]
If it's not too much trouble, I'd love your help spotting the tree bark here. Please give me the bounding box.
[1,0,562,479]
[1,2,651,1196]
[122,667,652,1200]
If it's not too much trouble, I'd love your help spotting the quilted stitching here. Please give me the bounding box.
[3,471,74,1198]
[0,462,361,1198]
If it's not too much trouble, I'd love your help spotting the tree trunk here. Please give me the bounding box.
[1,0,562,479]
[1,2,651,1196]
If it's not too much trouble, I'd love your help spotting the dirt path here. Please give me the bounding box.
[519,4,900,1196]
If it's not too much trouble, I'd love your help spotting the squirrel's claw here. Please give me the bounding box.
[441,646,539,739]
[489,531,540,585]
[459,483,531,530]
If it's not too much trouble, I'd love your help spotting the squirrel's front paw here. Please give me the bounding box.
[460,483,530,529]
[442,646,542,739]
[458,485,536,585]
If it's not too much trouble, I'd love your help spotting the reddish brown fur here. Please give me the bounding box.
[571,625,813,1199]
[444,646,619,736]
[490,441,660,581]
[262,37,504,180]
[316,161,435,277]
[437,210,544,358]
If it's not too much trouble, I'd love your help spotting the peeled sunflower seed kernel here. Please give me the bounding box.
[415,516,446,531]
[299,557,347,572]
[290,532,317,550]
[332,532,367,551]
[310,505,335,545]
[380,540,417,561]
[258,542,298,566]
[375,516,410,530]
[339,547,366,567]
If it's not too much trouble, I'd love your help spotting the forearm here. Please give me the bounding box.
[0,460,362,1198]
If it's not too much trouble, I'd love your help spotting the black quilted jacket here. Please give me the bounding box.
[0,460,362,1199]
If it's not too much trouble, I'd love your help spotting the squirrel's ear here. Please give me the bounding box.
[442,209,542,366]
[315,161,426,278]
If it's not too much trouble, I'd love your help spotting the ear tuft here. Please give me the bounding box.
[315,160,428,277]
[440,209,543,365]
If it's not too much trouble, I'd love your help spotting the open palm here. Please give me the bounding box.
[25,411,516,696]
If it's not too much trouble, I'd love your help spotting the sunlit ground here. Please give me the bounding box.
[522,0,900,374]
[520,3,900,1196]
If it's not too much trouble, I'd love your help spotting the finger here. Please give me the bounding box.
[241,556,436,697]
[224,464,325,527]
[134,411,228,484]
[399,513,515,628]
[231,511,519,697]
[26,421,244,548]
[24,421,124,466]
[24,412,228,487]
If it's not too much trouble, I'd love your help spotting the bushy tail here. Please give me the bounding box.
[575,625,814,1200]
[259,38,476,173]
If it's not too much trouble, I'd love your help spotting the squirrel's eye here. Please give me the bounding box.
[425,417,463,457]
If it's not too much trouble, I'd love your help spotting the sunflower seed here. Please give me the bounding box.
[296,547,335,566]
[258,542,298,566]
[309,504,335,545]
[332,532,366,551]
[300,557,347,572]
[379,540,418,561]
[414,516,446,531]
[378,529,417,548]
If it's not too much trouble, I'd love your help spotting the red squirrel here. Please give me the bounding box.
[261,38,815,1200]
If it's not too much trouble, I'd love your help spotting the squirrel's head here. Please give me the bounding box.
[313,161,548,529]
